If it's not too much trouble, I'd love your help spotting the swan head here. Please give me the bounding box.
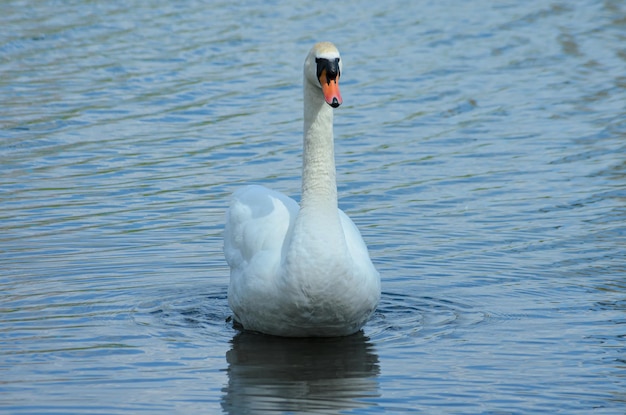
[304,42,343,108]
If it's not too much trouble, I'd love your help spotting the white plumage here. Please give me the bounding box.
[224,42,380,337]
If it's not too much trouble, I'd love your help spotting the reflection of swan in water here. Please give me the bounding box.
[221,331,380,414]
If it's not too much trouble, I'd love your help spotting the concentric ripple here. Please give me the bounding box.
[366,291,486,345]
[133,288,486,348]
[132,287,235,342]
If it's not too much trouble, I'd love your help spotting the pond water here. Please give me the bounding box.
[1,1,625,413]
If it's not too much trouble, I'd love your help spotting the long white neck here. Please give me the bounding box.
[301,79,337,211]
[284,77,347,276]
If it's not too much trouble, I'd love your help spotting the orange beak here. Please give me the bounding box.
[319,69,342,108]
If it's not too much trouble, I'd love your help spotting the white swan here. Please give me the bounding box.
[224,42,380,337]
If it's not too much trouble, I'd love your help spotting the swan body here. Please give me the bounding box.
[224,42,380,337]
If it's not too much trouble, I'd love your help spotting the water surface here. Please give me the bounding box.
[1,1,625,413]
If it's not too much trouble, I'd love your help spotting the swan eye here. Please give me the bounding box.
[315,57,340,85]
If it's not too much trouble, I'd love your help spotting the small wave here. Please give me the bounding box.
[366,291,486,345]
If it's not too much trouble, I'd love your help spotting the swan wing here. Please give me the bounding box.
[338,209,379,277]
[224,185,299,271]
[338,209,381,321]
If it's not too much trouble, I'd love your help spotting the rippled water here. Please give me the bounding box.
[2,0,625,413]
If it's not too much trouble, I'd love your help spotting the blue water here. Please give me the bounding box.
[1,1,625,413]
